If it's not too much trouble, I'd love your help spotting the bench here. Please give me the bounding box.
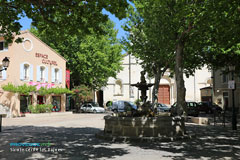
[0,114,7,132]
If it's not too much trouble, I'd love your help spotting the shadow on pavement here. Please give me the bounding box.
[0,126,128,160]
[127,124,240,160]
[1,123,240,160]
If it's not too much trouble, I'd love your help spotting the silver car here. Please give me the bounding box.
[80,102,105,113]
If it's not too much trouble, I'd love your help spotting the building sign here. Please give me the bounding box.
[66,70,70,89]
[228,80,235,89]
[29,82,55,90]
[35,53,58,66]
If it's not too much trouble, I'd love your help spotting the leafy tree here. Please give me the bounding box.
[0,0,129,43]
[199,0,240,70]
[30,20,123,90]
[72,85,93,112]
[124,1,207,114]
[123,4,175,107]
[125,0,240,116]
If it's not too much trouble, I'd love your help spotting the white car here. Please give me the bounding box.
[80,102,105,113]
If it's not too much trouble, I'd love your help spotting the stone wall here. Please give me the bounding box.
[104,115,185,137]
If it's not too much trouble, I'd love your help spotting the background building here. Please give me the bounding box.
[212,69,240,111]
[102,54,212,106]
[0,30,66,117]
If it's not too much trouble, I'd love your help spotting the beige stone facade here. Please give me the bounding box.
[0,30,66,117]
[213,69,240,111]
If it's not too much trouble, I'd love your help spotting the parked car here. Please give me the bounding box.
[170,101,199,117]
[211,103,223,113]
[111,101,137,113]
[80,102,105,113]
[198,102,223,114]
[157,103,171,112]
[198,101,212,113]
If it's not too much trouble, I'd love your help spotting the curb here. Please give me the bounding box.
[23,111,73,118]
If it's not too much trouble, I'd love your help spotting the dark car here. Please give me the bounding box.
[157,103,171,112]
[211,103,223,113]
[111,101,137,113]
[171,101,199,117]
[198,102,212,113]
[198,102,222,114]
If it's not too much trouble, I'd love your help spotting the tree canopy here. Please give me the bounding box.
[0,0,129,43]
[199,0,240,70]
[31,20,123,90]
[124,0,240,115]
[123,3,175,105]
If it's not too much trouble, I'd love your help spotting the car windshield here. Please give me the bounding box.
[89,102,99,107]
[129,101,135,106]
[161,104,168,107]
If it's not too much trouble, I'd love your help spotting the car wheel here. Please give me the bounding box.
[93,110,97,113]
[113,109,117,113]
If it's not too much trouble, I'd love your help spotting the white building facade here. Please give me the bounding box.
[102,54,212,106]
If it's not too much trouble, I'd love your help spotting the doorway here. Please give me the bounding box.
[223,92,229,111]
[97,90,104,107]
[20,95,32,113]
[158,85,170,104]
[52,96,61,112]
[37,96,46,104]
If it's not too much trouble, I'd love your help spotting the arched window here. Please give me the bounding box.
[37,65,48,82]
[55,68,59,83]
[40,66,45,82]
[0,41,8,52]
[51,67,62,84]
[24,64,30,80]
[20,63,33,81]
[114,79,123,95]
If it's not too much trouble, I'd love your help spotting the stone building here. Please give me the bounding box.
[212,69,240,111]
[102,54,212,106]
[0,30,66,117]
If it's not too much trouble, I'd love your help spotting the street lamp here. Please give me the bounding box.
[229,66,237,130]
[0,57,10,71]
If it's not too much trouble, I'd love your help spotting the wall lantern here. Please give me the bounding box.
[0,57,10,71]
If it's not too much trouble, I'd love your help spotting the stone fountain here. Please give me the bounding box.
[97,71,187,142]
[131,70,154,104]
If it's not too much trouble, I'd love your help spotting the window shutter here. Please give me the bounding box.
[45,67,48,82]
[4,43,8,50]
[20,63,24,80]
[51,68,55,83]
[2,68,7,80]
[37,66,41,82]
[59,68,62,83]
[30,64,33,81]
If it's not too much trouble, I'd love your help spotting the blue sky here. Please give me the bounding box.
[19,11,128,41]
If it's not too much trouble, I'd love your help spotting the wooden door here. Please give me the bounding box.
[158,85,170,104]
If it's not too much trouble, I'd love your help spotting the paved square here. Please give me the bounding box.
[0,113,239,160]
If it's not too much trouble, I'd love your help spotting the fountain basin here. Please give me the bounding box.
[103,115,185,138]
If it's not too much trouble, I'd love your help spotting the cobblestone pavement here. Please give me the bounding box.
[0,113,239,160]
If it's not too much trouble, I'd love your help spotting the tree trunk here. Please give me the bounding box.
[152,69,161,108]
[175,40,186,116]
[152,66,168,109]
